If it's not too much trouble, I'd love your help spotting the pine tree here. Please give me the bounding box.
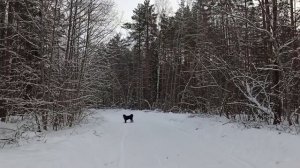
[123,0,158,109]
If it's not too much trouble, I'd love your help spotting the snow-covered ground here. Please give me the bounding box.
[1,109,300,168]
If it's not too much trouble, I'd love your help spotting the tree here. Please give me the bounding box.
[123,0,158,109]
[0,0,117,133]
[104,34,134,106]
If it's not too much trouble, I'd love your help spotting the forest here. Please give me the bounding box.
[0,0,300,134]
[107,0,300,126]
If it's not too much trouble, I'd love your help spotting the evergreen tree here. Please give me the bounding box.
[123,0,158,109]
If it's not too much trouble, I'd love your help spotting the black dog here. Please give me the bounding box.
[123,114,134,123]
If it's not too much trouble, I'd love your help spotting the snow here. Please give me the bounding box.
[1,109,300,168]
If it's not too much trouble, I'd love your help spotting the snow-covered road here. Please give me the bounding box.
[1,109,300,168]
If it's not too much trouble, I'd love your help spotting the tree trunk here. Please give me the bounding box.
[272,0,282,125]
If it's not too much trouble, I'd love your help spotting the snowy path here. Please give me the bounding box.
[1,109,300,168]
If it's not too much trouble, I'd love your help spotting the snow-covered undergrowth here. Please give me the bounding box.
[1,109,300,168]
[224,113,300,135]
[0,116,36,147]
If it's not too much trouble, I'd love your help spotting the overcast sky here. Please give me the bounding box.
[114,0,179,24]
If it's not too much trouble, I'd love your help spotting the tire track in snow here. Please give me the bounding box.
[119,124,127,168]
[102,110,288,168]
[155,155,164,168]
[229,155,256,168]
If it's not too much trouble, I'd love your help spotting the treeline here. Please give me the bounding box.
[0,0,116,132]
[1,0,299,133]
[104,0,300,125]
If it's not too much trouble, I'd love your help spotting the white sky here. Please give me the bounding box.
[114,0,179,27]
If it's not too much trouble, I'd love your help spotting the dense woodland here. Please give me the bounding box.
[0,0,116,133]
[107,0,300,126]
[0,0,300,134]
